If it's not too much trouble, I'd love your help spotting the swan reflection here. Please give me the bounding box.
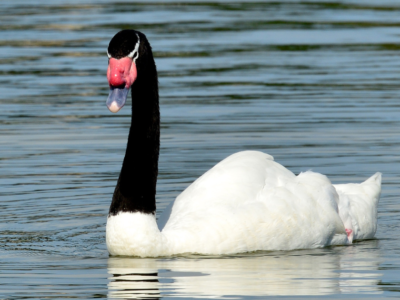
[108,241,382,298]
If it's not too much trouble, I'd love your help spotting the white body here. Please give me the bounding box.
[106,151,381,257]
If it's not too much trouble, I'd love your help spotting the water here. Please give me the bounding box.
[1,0,400,298]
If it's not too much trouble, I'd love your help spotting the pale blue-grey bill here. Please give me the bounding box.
[106,86,130,113]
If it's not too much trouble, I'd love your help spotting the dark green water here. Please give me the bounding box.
[1,0,400,298]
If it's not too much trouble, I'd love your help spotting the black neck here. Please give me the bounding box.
[109,38,160,216]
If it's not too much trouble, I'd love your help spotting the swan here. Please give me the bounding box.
[105,30,382,257]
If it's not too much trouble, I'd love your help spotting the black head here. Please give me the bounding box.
[106,29,157,113]
[107,30,141,59]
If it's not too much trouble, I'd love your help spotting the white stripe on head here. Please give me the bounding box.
[127,33,140,63]
[107,51,111,59]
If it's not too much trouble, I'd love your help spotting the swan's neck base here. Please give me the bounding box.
[106,212,166,257]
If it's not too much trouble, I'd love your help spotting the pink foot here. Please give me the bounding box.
[345,228,353,238]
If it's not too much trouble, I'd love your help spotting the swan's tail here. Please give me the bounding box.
[333,172,382,243]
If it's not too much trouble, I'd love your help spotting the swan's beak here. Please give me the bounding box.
[107,86,130,113]
[106,57,137,113]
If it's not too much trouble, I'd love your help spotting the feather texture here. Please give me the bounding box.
[106,151,381,257]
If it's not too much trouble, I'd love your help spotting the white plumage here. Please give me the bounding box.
[106,151,381,257]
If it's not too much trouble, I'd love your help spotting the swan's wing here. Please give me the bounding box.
[157,151,276,230]
[161,151,348,254]
[157,151,278,231]
[166,151,286,217]
[334,172,382,241]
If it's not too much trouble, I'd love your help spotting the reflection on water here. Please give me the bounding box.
[109,270,160,299]
[108,241,382,298]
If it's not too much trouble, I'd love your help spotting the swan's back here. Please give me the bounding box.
[160,151,354,254]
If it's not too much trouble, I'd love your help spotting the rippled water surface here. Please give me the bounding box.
[1,0,400,299]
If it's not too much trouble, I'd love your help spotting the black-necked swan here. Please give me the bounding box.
[105,29,382,257]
